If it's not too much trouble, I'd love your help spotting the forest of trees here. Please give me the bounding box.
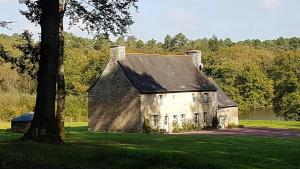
[0,32,299,121]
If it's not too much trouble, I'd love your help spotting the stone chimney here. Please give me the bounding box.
[110,46,126,63]
[100,46,126,77]
[187,50,203,70]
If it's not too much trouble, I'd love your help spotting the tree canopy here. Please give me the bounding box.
[1,32,299,123]
[0,0,139,142]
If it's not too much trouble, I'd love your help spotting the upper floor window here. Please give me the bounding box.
[192,93,197,102]
[158,94,163,106]
[203,93,209,103]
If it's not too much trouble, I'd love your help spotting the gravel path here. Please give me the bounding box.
[173,127,300,137]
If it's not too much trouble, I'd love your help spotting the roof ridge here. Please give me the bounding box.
[127,53,188,57]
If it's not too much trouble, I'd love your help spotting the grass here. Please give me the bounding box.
[0,122,300,169]
[240,120,300,130]
[0,122,10,130]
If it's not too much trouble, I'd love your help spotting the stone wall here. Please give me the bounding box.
[217,107,239,128]
[88,64,141,132]
[141,92,217,132]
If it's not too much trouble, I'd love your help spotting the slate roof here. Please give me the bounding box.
[208,79,238,108]
[118,54,217,93]
[11,112,34,122]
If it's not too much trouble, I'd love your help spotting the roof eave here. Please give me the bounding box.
[218,105,238,109]
[140,89,217,94]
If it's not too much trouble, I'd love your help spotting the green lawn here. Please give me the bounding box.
[0,122,299,169]
[0,122,10,130]
[240,120,300,130]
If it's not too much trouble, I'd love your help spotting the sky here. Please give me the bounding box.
[0,0,300,42]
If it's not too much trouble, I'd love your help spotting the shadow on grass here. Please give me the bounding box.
[65,126,88,133]
[1,125,300,169]
[1,126,218,169]
[0,140,217,169]
[0,129,22,142]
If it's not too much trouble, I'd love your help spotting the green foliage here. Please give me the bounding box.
[65,95,87,122]
[65,32,94,49]
[172,120,181,133]
[212,116,219,128]
[93,34,111,51]
[64,47,109,95]
[281,92,300,120]
[1,32,300,121]
[0,91,35,121]
[0,33,105,121]
[0,31,40,79]
[142,118,152,133]
[181,120,197,131]
[205,45,274,109]
[208,35,221,51]
[0,64,36,94]
[114,36,126,46]
[270,52,300,119]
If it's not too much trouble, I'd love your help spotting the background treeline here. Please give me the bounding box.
[0,32,299,121]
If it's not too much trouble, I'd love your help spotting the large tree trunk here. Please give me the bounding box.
[56,1,66,138]
[23,0,62,143]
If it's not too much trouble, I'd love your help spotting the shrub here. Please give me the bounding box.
[212,116,219,128]
[142,118,152,133]
[182,120,197,131]
[172,121,181,133]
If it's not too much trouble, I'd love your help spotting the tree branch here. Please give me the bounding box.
[0,21,14,30]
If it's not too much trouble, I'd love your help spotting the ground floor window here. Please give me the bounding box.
[153,115,158,127]
[203,112,208,125]
[173,115,178,121]
[181,114,186,123]
[194,113,199,124]
[164,115,168,125]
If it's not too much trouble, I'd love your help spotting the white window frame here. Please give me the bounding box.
[203,112,208,125]
[192,93,197,102]
[153,115,158,127]
[203,93,209,103]
[173,115,178,121]
[164,115,169,125]
[194,113,200,124]
[181,114,186,123]
[158,94,163,106]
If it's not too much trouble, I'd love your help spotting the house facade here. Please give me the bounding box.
[88,46,238,132]
[141,92,217,132]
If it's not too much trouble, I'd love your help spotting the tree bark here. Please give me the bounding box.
[56,1,66,138]
[23,0,62,143]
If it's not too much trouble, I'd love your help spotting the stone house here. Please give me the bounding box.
[88,46,238,132]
